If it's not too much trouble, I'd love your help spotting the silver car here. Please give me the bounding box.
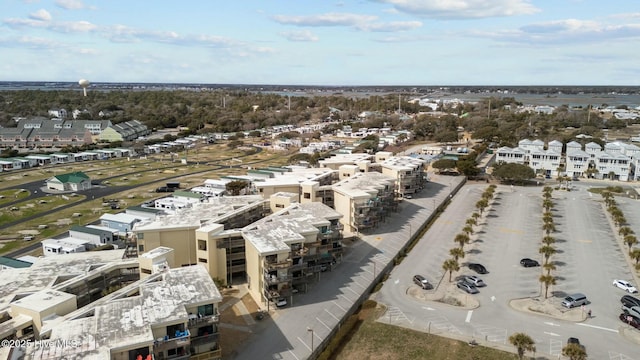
[457,281,479,294]
[463,275,486,287]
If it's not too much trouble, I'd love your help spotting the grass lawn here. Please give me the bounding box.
[334,303,521,360]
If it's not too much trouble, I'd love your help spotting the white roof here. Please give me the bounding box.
[100,213,142,224]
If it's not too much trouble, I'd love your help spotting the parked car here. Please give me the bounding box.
[622,305,640,319]
[613,279,638,294]
[567,337,584,350]
[463,275,486,287]
[520,258,540,267]
[619,313,640,329]
[561,293,588,308]
[457,281,479,294]
[275,297,288,308]
[468,263,488,274]
[621,295,640,308]
[413,275,432,290]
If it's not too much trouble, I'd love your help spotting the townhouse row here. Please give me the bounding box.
[495,139,640,181]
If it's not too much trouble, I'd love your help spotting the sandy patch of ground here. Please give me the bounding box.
[408,282,480,309]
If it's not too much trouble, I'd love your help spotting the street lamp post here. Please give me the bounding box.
[307,327,314,353]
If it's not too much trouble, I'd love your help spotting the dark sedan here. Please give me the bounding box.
[520,258,540,267]
[619,313,640,329]
[468,263,488,274]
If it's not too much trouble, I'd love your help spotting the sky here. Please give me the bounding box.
[2,0,640,86]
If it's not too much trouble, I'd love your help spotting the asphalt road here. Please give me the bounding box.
[375,183,640,360]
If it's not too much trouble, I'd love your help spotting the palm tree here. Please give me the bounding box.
[609,206,622,218]
[562,343,587,360]
[543,262,556,275]
[619,226,634,237]
[630,248,640,265]
[624,235,638,253]
[613,214,627,228]
[509,332,536,360]
[449,247,465,261]
[471,212,481,222]
[543,186,553,195]
[542,235,556,246]
[475,199,488,214]
[454,233,470,249]
[442,258,460,282]
[542,222,556,235]
[539,274,556,299]
[466,217,477,227]
[542,212,553,224]
[542,199,553,211]
[539,245,557,264]
[462,225,474,237]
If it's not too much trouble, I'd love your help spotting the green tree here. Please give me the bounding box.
[623,235,638,253]
[431,159,457,173]
[630,248,640,265]
[539,274,556,299]
[456,159,480,177]
[454,233,470,250]
[442,258,460,282]
[465,217,477,227]
[539,245,557,264]
[449,247,465,261]
[562,343,587,360]
[543,262,556,275]
[542,235,556,246]
[619,226,634,237]
[225,180,248,196]
[462,225,474,237]
[475,199,489,214]
[508,332,536,360]
[492,163,535,183]
[542,222,556,235]
[542,199,553,212]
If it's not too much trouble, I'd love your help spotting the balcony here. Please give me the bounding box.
[263,257,292,271]
[154,329,190,354]
[264,273,291,285]
[188,313,220,327]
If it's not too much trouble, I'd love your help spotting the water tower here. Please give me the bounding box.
[78,79,90,97]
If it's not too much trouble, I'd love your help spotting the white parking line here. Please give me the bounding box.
[576,323,619,333]
[465,310,473,323]
[324,308,340,321]
[346,287,360,296]
[332,300,347,312]
[549,339,563,356]
[287,348,300,360]
[316,317,331,331]
[608,351,635,360]
[297,336,310,351]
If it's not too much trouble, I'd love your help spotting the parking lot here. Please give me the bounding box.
[377,182,640,359]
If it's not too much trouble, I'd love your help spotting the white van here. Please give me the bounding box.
[562,293,587,308]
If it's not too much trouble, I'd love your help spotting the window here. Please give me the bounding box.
[198,258,208,263]
[137,232,144,240]
[303,192,311,199]
[197,303,215,316]
[138,244,144,252]
[141,268,152,274]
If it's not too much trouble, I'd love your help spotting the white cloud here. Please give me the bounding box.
[0,35,61,49]
[29,9,51,21]
[371,0,540,19]
[357,21,422,32]
[51,20,97,33]
[279,30,319,42]
[55,0,86,10]
[272,13,377,27]
[480,19,640,44]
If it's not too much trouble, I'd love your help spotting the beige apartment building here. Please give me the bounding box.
[242,202,344,308]
[0,250,222,360]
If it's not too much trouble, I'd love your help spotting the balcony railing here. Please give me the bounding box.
[188,313,220,327]
[264,273,291,285]
[263,258,292,270]
[154,330,190,354]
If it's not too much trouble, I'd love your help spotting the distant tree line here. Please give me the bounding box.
[0,90,636,148]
